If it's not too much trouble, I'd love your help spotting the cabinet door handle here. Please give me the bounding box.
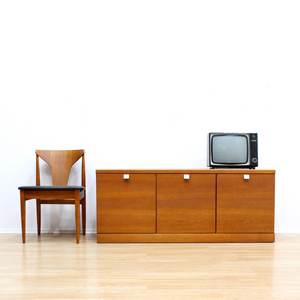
[123,174,130,179]
[244,174,250,180]
[184,174,190,180]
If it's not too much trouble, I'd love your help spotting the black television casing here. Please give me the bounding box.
[208,132,258,169]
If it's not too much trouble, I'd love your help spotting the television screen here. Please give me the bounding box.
[212,135,248,164]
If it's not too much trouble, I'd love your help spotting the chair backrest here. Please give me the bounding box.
[35,150,85,186]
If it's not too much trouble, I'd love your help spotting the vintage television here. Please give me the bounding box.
[208,132,258,169]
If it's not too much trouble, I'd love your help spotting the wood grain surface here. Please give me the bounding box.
[0,233,299,299]
[97,174,156,233]
[217,174,275,233]
[157,174,216,233]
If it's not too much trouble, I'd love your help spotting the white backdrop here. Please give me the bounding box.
[1,1,299,234]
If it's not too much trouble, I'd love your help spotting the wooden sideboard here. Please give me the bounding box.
[96,169,275,243]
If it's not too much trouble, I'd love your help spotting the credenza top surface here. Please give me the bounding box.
[96,169,275,174]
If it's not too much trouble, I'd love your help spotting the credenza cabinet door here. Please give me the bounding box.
[217,174,275,233]
[157,174,216,233]
[97,174,156,233]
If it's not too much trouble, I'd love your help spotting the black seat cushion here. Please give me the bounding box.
[18,186,85,191]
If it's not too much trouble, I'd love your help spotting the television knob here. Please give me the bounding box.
[252,158,258,163]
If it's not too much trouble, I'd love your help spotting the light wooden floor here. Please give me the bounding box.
[0,233,300,299]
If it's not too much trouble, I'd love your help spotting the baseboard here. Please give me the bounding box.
[0,229,97,234]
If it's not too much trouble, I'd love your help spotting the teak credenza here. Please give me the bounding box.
[96,169,275,243]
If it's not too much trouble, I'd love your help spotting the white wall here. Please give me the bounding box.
[1,1,299,234]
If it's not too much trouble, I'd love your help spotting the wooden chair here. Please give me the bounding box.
[18,150,86,243]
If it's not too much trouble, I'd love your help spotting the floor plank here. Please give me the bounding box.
[0,233,299,299]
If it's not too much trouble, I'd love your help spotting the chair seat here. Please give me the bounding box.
[18,186,85,191]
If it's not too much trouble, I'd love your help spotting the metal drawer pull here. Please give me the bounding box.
[184,174,190,180]
[123,174,130,179]
[244,174,250,180]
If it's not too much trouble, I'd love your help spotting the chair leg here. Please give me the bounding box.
[82,198,86,236]
[36,199,41,235]
[20,190,26,243]
[75,190,80,244]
